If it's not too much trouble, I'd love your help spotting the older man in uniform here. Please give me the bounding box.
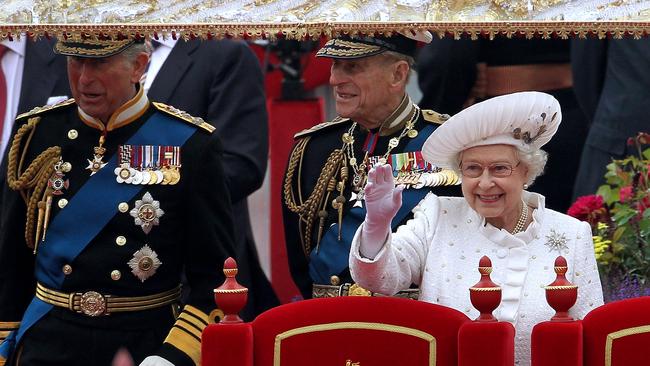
[282,32,460,300]
[0,36,234,366]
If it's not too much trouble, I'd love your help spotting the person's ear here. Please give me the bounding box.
[391,61,409,87]
[523,165,530,186]
[130,52,149,84]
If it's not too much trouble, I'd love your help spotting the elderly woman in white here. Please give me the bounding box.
[349,92,603,365]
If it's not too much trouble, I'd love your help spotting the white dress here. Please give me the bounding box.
[349,191,604,365]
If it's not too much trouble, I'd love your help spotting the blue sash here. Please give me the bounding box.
[309,123,435,284]
[0,110,197,360]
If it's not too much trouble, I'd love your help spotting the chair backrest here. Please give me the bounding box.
[250,296,470,366]
[582,296,650,366]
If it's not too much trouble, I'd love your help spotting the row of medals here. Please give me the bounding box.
[115,164,181,185]
[395,169,460,189]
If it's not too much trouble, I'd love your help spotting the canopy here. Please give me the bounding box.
[1,0,649,40]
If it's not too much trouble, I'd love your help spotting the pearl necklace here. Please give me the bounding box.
[511,199,529,234]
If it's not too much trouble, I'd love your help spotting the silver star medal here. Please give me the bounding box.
[86,156,107,175]
[129,192,164,234]
[128,244,162,282]
[350,190,364,208]
[545,229,569,253]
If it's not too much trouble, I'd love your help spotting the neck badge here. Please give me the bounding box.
[86,134,107,175]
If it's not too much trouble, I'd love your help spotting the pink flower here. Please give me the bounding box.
[638,196,650,215]
[620,186,634,202]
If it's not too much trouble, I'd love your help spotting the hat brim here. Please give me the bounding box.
[422,91,562,169]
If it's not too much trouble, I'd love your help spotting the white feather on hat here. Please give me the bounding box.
[422,91,562,169]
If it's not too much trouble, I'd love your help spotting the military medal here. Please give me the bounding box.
[86,134,107,175]
[350,191,364,208]
[140,169,151,184]
[114,163,133,184]
[131,169,143,185]
[128,244,162,282]
[115,144,182,185]
[129,192,164,234]
[48,160,70,195]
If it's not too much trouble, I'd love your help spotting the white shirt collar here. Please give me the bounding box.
[1,37,26,57]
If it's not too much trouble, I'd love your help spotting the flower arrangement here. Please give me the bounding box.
[568,132,650,302]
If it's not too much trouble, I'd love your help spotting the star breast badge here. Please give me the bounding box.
[128,244,162,282]
[129,192,164,234]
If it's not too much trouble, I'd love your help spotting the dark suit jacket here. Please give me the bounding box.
[0,38,70,226]
[18,38,71,115]
[147,39,278,319]
[572,39,650,198]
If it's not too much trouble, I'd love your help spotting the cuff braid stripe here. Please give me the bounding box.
[178,314,205,336]
[183,305,209,324]
[164,326,201,366]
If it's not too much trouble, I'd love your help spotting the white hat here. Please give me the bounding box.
[422,91,561,169]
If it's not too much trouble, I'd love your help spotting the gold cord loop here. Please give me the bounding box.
[6,117,62,250]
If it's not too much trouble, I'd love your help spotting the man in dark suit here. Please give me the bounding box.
[571,38,650,199]
[1,37,70,160]
[145,38,278,319]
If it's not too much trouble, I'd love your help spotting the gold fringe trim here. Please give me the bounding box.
[0,22,649,41]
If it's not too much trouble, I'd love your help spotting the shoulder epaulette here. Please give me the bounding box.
[152,102,215,134]
[294,116,350,139]
[421,109,450,125]
[15,98,76,120]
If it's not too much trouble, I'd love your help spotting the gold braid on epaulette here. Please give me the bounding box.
[283,137,345,256]
[6,117,61,251]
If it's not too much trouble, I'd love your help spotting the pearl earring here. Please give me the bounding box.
[523,184,529,189]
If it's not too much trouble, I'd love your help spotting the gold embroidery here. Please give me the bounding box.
[152,102,215,133]
[274,322,436,366]
[316,39,383,58]
[54,38,134,57]
[605,325,650,366]
[15,99,75,120]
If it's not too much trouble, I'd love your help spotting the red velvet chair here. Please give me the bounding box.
[582,296,650,366]
[532,297,650,366]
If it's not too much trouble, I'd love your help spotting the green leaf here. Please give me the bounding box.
[613,226,627,243]
[639,219,650,238]
[613,206,638,226]
[597,185,614,205]
[643,148,650,160]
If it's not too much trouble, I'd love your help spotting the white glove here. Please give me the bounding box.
[360,164,403,258]
[139,356,174,366]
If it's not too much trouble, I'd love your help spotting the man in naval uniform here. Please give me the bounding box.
[282,32,461,300]
[0,36,235,366]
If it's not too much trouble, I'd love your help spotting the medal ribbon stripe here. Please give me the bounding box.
[0,111,198,360]
[309,123,435,284]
